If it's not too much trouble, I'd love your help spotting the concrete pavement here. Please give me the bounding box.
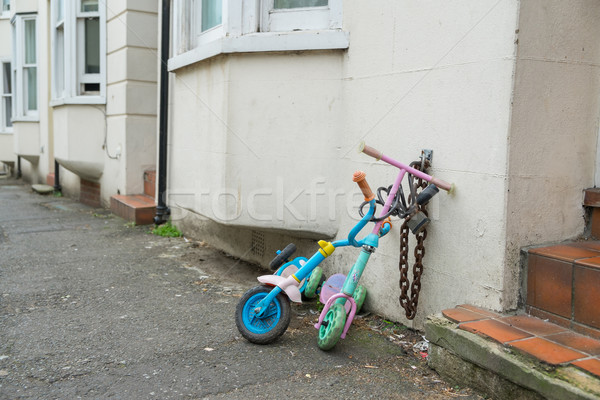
[0,179,482,399]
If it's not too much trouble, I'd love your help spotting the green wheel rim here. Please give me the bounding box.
[353,285,367,314]
[317,303,346,351]
[304,267,323,299]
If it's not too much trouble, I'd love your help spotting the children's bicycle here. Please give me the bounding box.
[235,142,454,350]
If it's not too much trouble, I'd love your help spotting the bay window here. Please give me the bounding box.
[0,60,12,131]
[51,0,106,104]
[11,14,38,120]
[170,0,347,70]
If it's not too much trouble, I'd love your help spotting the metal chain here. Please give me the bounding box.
[398,161,429,320]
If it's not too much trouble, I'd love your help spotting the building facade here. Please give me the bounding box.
[164,0,600,328]
[5,0,159,209]
[4,0,600,329]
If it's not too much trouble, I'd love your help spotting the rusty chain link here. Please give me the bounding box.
[398,161,429,320]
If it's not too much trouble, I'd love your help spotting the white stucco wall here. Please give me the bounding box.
[168,0,522,327]
[53,105,106,180]
[104,2,158,202]
[339,1,519,326]
[0,15,10,55]
[0,134,14,166]
[13,0,37,14]
[504,1,600,308]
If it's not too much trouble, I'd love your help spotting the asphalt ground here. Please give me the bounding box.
[0,178,483,399]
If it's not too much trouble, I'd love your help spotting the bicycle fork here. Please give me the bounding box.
[315,233,379,339]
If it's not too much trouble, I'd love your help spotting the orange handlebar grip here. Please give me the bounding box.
[353,170,375,202]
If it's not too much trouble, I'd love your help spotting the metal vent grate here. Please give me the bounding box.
[251,230,265,258]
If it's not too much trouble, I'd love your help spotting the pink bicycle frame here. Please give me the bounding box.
[360,142,454,235]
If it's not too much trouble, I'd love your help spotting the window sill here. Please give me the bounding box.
[50,96,106,107]
[0,129,13,134]
[168,29,349,72]
[11,117,39,123]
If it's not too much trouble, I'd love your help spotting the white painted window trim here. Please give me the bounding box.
[169,0,348,72]
[0,58,13,133]
[0,0,9,19]
[11,13,39,121]
[50,0,106,106]
[260,0,342,32]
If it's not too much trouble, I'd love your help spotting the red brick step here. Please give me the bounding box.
[110,194,156,225]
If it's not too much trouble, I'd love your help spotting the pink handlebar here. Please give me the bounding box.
[358,141,454,193]
[361,143,383,161]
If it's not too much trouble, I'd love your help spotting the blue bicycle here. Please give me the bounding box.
[235,142,454,350]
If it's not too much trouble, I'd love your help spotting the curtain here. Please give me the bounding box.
[274,0,328,9]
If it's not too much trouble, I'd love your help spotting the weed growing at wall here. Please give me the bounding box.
[152,221,182,238]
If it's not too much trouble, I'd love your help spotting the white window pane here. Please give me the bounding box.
[201,0,222,32]
[57,0,64,21]
[24,20,36,64]
[56,28,64,96]
[84,17,100,73]
[81,0,98,12]
[26,67,36,111]
[2,0,9,12]
[274,0,327,9]
[2,63,10,94]
[4,97,12,127]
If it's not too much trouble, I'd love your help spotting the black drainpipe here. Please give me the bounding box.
[16,156,21,179]
[53,160,62,193]
[154,0,171,225]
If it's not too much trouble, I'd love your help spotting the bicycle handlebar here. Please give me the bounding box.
[359,142,383,161]
[359,141,455,193]
[353,171,375,201]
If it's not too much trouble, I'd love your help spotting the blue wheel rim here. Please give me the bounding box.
[242,292,282,335]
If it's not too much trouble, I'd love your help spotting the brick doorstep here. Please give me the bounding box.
[426,313,600,400]
[528,242,600,331]
[110,194,156,225]
[440,305,600,379]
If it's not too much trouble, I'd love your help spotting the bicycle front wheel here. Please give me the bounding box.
[317,303,346,351]
[353,285,367,314]
[235,285,291,345]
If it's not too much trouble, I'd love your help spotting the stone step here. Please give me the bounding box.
[426,305,600,400]
[110,194,156,225]
[31,184,54,194]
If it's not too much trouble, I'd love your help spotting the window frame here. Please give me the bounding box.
[50,0,106,106]
[194,0,224,45]
[169,0,348,71]
[0,59,13,133]
[260,0,340,32]
[0,0,9,19]
[11,13,39,122]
